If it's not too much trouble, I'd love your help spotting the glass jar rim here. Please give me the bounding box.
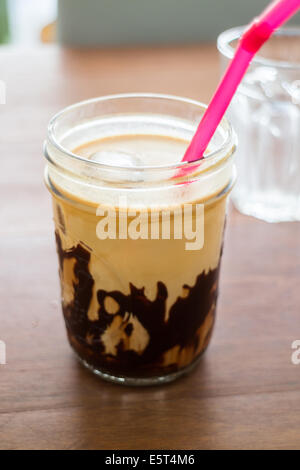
[218,26,300,71]
[46,92,234,173]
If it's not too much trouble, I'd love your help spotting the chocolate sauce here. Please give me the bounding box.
[55,231,221,378]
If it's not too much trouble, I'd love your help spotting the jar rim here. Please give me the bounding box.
[218,26,300,71]
[46,92,234,174]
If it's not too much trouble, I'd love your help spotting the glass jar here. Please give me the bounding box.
[44,93,236,385]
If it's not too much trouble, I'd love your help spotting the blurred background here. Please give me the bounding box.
[1,0,300,46]
[1,0,300,222]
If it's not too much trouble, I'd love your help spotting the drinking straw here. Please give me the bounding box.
[182,0,300,165]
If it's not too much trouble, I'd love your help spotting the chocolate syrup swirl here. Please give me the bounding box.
[55,231,221,378]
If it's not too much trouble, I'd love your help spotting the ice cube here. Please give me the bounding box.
[245,66,278,87]
[89,150,144,182]
[90,150,143,167]
[244,66,287,101]
[282,79,300,105]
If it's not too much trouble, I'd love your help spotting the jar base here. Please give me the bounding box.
[74,351,204,386]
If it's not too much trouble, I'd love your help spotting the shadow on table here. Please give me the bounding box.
[70,354,217,449]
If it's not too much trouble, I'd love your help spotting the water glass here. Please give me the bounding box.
[218,27,300,222]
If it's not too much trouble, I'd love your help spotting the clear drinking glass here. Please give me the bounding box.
[44,94,236,385]
[218,27,300,222]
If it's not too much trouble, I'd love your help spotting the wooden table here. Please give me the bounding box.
[0,45,299,450]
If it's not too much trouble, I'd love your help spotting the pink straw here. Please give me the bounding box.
[182,0,300,166]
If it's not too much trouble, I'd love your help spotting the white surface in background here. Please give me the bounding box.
[0,80,6,104]
[8,0,57,43]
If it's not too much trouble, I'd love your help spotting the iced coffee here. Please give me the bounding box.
[44,94,236,385]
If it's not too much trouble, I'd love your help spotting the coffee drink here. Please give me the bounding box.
[44,94,235,384]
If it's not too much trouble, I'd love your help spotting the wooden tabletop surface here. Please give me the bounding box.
[0,44,299,450]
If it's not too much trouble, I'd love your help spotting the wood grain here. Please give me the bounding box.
[0,44,299,450]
